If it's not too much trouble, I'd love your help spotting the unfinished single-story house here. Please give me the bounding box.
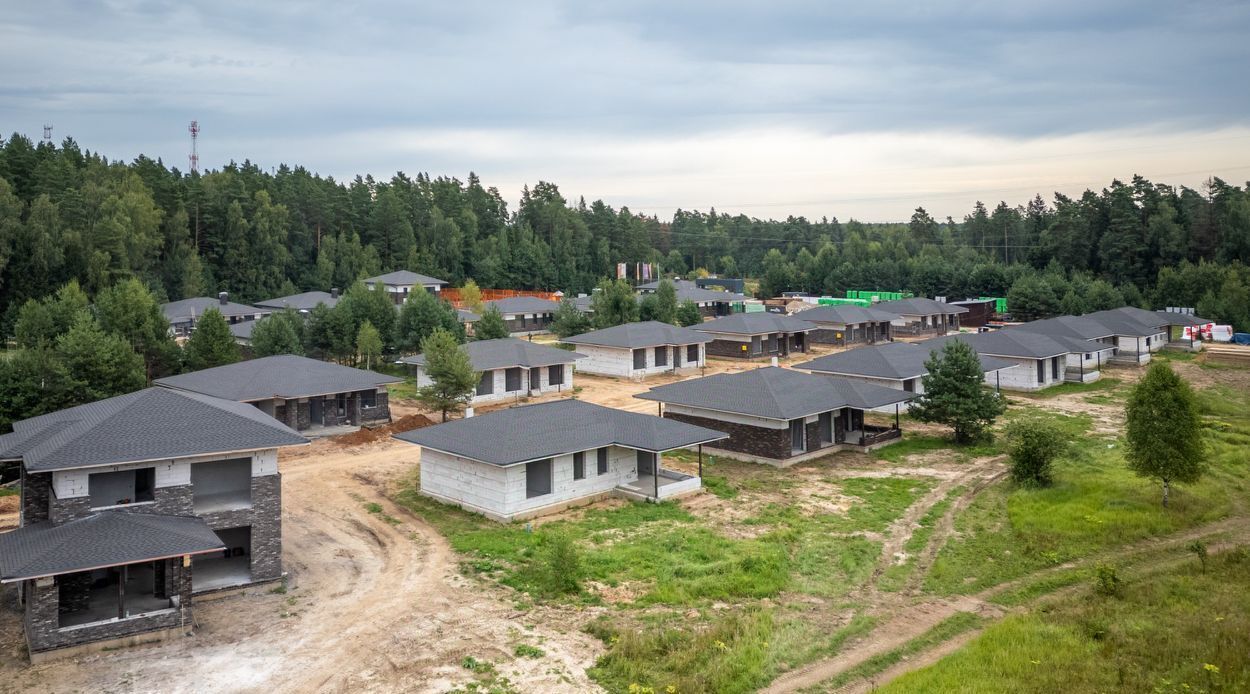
[792,305,901,346]
[637,280,749,318]
[155,355,402,434]
[456,308,480,335]
[636,366,915,466]
[481,296,561,335]
[1111,307,1214,350]
[161,293,271,337]
[0,387,307,660]
[398,337,584,405]
[561,321,711,379]
[255,289,341,314]
[394,399,727,521]
[922,331,1116,391]
[872,298,968,337]
[692,313,816,359]
[948,299,997,328]
[793,342,1016,409]
[1080,309,1174,362]
[228,318,260,348]
[363,270,448,306]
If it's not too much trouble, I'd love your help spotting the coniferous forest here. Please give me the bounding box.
[0,131,1248,336]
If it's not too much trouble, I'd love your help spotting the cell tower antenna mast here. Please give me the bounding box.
[188,120,200,174]
[42,125,52,143]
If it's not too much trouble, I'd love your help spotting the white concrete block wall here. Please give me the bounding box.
[52,449,280,499]
[420,449,511,515]
[981,356,1054,391]
[574,344,705,378]
[503,445,639,516]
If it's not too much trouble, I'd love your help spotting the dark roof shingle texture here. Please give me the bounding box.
[693,313,816,335]
[395,399,727,465]
[155,355,401,401]
[364,270,448,286]
[0,512,225,582]
[397,337,584,370]
[795,342,1015,380]
[635,366,914,419]
[562,321,712,349]
[0,387,308,472]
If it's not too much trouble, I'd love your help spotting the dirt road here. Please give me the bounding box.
[0,437,601,694]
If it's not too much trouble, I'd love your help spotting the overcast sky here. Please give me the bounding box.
[3,1,1249,221]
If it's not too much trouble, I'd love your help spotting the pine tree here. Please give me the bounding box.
[590,279,639,329]
[549,299,591,338]
[675,300,702,327]
[56,315,147,399]
[474,304,510,340]
[356,320,383,369]
[652,280,678,325]
[417,328,478,421]
[95,278,181,378]
[396,289,463,351]
[910,341,1006,443]
[0,347,77,430]
[183,308,241,371]
[251,310,305,357]
[1125,363,1206,507]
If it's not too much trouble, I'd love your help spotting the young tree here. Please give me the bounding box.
[56,315,147,400]
[474,304,510,340]
[13,280,90,349]
[1125,363,1206,507]
[459,279,484,312]
[675,300,702,327]
[95,278,181,378]
[1005,417,1067,487]
[417,328,478,421]
[395,289,463,351]
[0,348,77,431]
[183,308,241,371]
[652,279,679,324]
[356,320,383,369]
[337,282,397,351]
[590,278,639,329]
[910,341,1006,443]
[251,310,305,357]
[549,299,591,339]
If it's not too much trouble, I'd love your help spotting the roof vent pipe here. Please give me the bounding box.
[219,292,229,305]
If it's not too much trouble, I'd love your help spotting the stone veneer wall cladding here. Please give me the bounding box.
[24,558,193,653]
[248,473,283,581]
[50,484,193,525]
[663,412,792,460]
[21,469,52,523]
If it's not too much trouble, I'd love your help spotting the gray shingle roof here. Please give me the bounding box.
[1007,315,1115,341]
[363,270,448,287]
[1150,309,1212,327]
[637,281,747,304]
[562,321,712,349]
[457,308,481,323]
[229,320,259,341]
[0,387,308,472]
[693,313,816,336]
[0,512,225,582]
[792,305,902,325]
[394,399,727,466]
[484,296,561,314]
[874,298,969,316]
[794,342,1015,380]
[397,337,585,371]
[255,291,339,311]
[162,297,268,324]
[155,355,402,401]
[635,366,914,420]
[1081,308,1170,336]
[921,331,1114,360]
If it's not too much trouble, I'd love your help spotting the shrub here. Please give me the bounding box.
[1005,418,1067,487]
[1093,564,1122,598]
[538,532,583,596]
[1188,540,1208,573]
[514,643,545,659]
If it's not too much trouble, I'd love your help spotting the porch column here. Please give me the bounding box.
[996,371,1001,393]
[653,454,659,501]
[894,403,900,430]
[698,444,703,478]
[117,565,127,619]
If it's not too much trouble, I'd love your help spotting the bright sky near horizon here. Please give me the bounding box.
[3,1,1249,221]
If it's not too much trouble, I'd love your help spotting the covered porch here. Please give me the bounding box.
[615,448,705,502]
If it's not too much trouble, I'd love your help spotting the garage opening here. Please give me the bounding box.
[194,526,252,593]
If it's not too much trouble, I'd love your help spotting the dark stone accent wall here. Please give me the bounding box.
[21,469,51,524]
[50,484,194,525]
[705,339,757,359]
[249,473,282,581]
[835,414,846,444]
[805,419,825,453]
[360,390,391,426]
[296,401,310,430]
[810,324,889,346]
[504,314,554,333]
[25,557,194,653]
[57,572,92,614]
[663,412,791,460]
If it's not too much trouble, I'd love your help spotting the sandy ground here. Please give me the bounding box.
[0,433,602,694]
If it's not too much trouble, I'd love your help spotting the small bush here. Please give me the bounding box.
[1005,418,1067,487]
[538,532,583,596]
[1188,540,1208,573]
[1093,564,1122,598]
[514,643,545,659]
